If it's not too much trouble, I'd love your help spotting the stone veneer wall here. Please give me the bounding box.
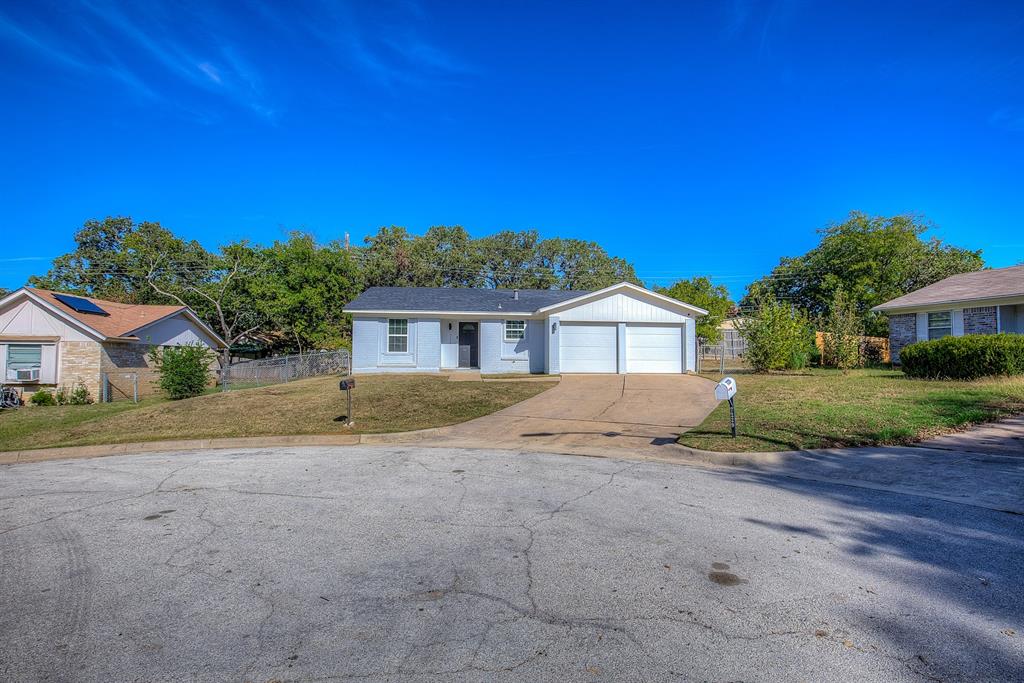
[100,342,161,399]
[59,340,103,401]
[888,313,917,364]
[964,306,999,336]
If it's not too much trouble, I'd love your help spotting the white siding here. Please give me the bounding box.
[559,323,617,373]
[684,319,696,372]
[0,299,96,341]
[132,314,219,348]
[546,316,560,374]
[557,292,691,323]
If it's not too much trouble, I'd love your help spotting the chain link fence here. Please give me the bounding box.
[101,372,140,403]
[220,349,351,390]
[697,337,750,376]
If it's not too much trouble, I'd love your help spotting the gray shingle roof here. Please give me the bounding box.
[873,265,1024,311]
[344,287,589,313]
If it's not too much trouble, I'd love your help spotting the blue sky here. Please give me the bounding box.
[1,0,1022,299]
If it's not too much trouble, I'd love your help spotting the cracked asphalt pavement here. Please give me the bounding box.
[1,446,1022,681]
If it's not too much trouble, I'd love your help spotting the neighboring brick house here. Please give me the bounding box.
[872,265,1024,363]
[0,287,225,401]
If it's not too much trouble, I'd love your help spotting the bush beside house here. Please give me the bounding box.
[900,334,1024,380]
[149,344,217,399]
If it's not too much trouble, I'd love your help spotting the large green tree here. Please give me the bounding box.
[474,229,552,289]
[743,211,984,336]
[254,233,362,352]
[657,277,733,343]
[537,238,641,290]
[30,216,209,303]
[358,226,429,288]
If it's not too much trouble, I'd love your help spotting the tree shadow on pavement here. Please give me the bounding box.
[719,467,1024,680]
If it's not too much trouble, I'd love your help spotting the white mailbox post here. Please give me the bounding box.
[714,377,738,438]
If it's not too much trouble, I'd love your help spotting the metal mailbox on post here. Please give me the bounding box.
[339,376,356,426]
[714,377,738,438]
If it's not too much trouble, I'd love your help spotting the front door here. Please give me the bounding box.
[458,322,479,368]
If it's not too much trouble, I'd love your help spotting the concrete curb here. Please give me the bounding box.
[0,435,361,464]
[0,429,791,467]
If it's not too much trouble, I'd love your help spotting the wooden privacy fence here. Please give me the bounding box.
[815,332,890,365]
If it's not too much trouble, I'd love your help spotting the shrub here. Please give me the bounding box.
[738,297,816,372]
[149,343,215,399]
[67,383,92,405]
[821,288,863,372]
[29,390,56,406]
[900,334,1024,380]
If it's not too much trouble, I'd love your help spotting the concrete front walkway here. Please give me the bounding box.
[392,373,720,453]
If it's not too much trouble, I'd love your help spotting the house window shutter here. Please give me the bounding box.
[41,344,57,383]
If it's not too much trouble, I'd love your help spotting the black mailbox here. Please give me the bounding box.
[339,378,356,391]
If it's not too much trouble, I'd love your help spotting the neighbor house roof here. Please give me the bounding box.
[873,265,1024,312]
[0,287,226,346]
[344,287,587,314]
[29,288,187,338]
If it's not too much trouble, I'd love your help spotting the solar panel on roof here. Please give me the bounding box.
[53,293,109,315]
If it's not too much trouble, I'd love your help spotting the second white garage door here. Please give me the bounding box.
[559,323,617,373]
[626,324,683,373]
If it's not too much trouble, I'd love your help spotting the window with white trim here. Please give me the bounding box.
[504,319,526,342]
[387,319,409,353]
[928,311,952,340]
[6,344,42,381]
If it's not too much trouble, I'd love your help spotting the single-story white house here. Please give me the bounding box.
[873,264,1024,363]
[343,282,707,375]
[0,287,225,401]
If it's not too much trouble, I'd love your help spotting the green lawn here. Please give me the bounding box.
[679,368,1024,452]
[0,374,552,452]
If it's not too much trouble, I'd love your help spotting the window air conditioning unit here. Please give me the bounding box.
[14,368,40,382]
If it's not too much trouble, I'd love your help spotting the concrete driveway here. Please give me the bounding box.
[2,445,1021,681]
[403,374,719,453]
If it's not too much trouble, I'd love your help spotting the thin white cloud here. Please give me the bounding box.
[2,0,472,121]
[198,62,222,85]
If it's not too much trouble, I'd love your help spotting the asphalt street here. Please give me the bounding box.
[1,446,1021,682]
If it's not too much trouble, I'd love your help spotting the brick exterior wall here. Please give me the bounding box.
[888,313,917,364]
[100,342,161,400]
[59,340,103,401]
[964,306,999,335]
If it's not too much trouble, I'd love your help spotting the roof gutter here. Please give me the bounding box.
[872,293,1024,313]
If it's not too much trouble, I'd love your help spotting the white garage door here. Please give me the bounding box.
[626,325,682,373]
[560,323,617,373]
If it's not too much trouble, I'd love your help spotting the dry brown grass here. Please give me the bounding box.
[0,374,552,451]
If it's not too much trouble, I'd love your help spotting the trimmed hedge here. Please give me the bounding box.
[900,334,1024,380]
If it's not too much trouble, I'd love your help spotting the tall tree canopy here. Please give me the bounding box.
[657,277,733,343]
[253,233,362,352]
[30,217,642,355]
[358,226,640,291]
[29,217,209,304]
[743,212,984,336]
